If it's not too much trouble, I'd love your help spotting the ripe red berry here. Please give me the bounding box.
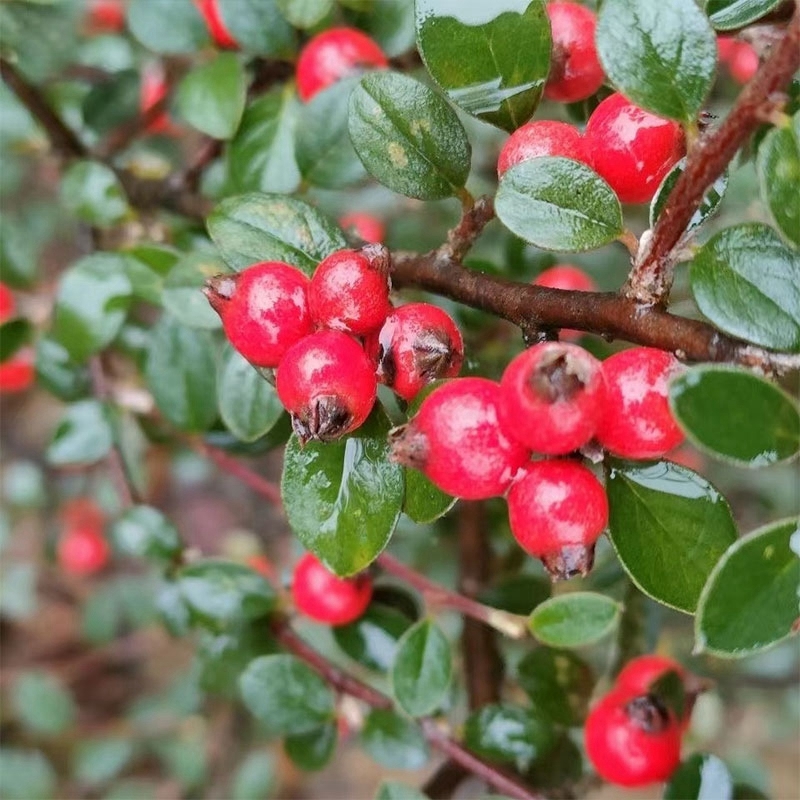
[276,330,377,442]
[533,265,596,341]
[616,654,686,696]
[0,350,34,394]
[0,282,15,324]
[366,303,464,402]
[390,377,529,500]
[204,262,313,369]
[309,245,392,336]
[507,459,608,580]
[85,0,125,33]
[292,552,372,626]
[729,42,759,84]
[595,347,684,459]
[58,525,110,576]
[296,28,388,103]
[586,93,685,204]
[60,498,105,531]
[544,2,605,103]
[140,64,172,134]
[246,554,276,580]
[194,0,237,49]
[339,212,385,244]
[497,120,591,177]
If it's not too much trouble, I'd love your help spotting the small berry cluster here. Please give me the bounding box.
[57,498,110,576]
[0,282,34,395]
[391,344,683,580]
[205,246,463,443]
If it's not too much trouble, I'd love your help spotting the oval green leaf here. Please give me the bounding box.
[606,460,738,613]
[528,592,621,649]
[284,721,337,771]
[162,253,225,330]
[60,161,130,228]
[127,0,209,54]
[46,400,113,467]
[277,0,333,29]
[348,71,471,200]
[664,753,733,800]
[650,158,728,233]
[333,604,412,672]
[0,318,32,363]
[706,0,784,30]
[496,157,623,252]
[111,505,182,563]
[216,0,295,56]
[13,672,75,737]
[359,709,429,770]
[391,619,451,717]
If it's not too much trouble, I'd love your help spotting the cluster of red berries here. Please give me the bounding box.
[57,498,110,576]
[391,344,683,580]
[204,245,463,443]
[0,283,34,395]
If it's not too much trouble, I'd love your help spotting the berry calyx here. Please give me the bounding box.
[498,342,606,455]
[339,212,385,244]
[0,350,34,394]
[204,262,313,369]
[595,347,684,459]
[0,282,15,324]
[497,120,591,177]
[506,459,608,580]
[194,0,238,49]
[586,93,685,204]
[292,552,372,626]
[366,302,464,402]
[58,525,110,576]
[309,245,392,336]
[296,28,388,103]
[276,330,377,443]
[533,265,596,341]
[389,377,529,500]
[544,2,605,102]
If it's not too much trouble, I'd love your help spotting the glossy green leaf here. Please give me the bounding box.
[73,740,135,788]
[53,253,132,362]
[217,0,295,55]
[333,604,412,672]
[696,517,800,657]
[35,338,90,402]
[127,0,209,53]
[690,224,800,352]
[664,753,733,799]
[391,619,451,716]
[277,0,332,28]
[145,316,218,432]
[162,253,225,330]
[360,710,429,770]
[176,54,246,140]
[12,672,75,736]
[651,158,728,233]
[528,592,621,649]
[348,71,471,200]
[0,318,32,363]
[282,407,404,576]
[706,0,784,30]
[231,751,275,800]
[46,400,113,466]
[496,157,623,252]
[60,161,129,227]
[284,722,337,771]
[111,505,182,562]
[123,244,180,306]
[207,192,346,273]
[596,0,716,122]
[344,0,415,57]
[0,749,56,800]
[415,0,551,132]
[756,113,800,248]
[480,574,550,616]
[376,782,429,800]
[670,366,800,467]
[606,460,738,613]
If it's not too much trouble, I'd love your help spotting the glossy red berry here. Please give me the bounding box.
[507,459,608,580]
[595,347,684,459]
[276,330,377,442]
[544,2,605,102]
[0,350,34,394]
[729,42,759,84]
[292,552,372,626]
[616,654,686,696]
[194,0,237,48]
[339,212,385,244]
[86,0,125,33]
[390,377,529,500]
[309,245,392,336]
[366,303,464,402]
[0,282,15,324]
[58,525,110,576]
[533,265,596,341]
[716,36,739,64]
[499,342,606,455]
[497,120,591,177]
[204,262,313,369]
[586,93,685,204]
[296,28,388,103]
[140,64,171,134]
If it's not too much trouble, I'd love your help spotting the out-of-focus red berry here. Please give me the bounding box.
[0,350,34,394]
[339,212,385,244]
[58,525,110,575]
[0,283,15,324]
[194,0,238,49]
[533,265,596,340]
[498,120,592,177]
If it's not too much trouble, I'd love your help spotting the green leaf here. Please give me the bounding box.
[696,517,800,657]
[111,505,182,562]
[344,0,415,57]
[178,559,275,628]
[145,316,218,432]
[496,157,623,252]
[0,749,56,800]
[376,782,429,800]
[360,710,429,770]
[690,223,800,352]
[53,253,132,362]
[207,192,346,273]
[74,739,135,788]
[706,0,784,30]
[528,592,621,649]
[664,753,733,800]
[162,253,225,330]
[227,87,301,195]
[732,784,769,800]
[60,161,130,227]
[480,574,550,616]
[46,399,113,466]
[282,407,404,576]
[0,563,37,620]
[756,113,800,248]
[35,337,90,401]
[239,654,335,735]
[217,0,295,56]
[651,159,727,233]
[82,71,140,137]
[127,0,209,53]
[348,71,471,200]
[284,721,337,771]
[218,346,284,442]
[0,318,32,362]
[670,366,800,467]
[277,0,333,28]
[403,466,456,524]
[415,0,550,133]
[596,0,716,122]
[333,604,412,672]
[391,619,452,717]
[124,245,180,306]
[176,54,247,140]
[606,460,738,613]
[12,671,75,735]
[231,751,275,800]
[464,704,554,772]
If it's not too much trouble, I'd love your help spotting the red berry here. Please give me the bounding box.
[292,552,372,626]
[586,93,685,204]
[533,265,596,341]
[86,0,125,33]
[544,2,605,102]
[276,330,377,442]
[296,28,388,103]
[497,120,591,177]
[194,0,237,48]
[716,36,739,64]
[58,525,110,576]
[309,245,392,336]
[60,498,105,532]
[389,377,529,500]
[140,64,172,134]
[339,212,385,244]
[498,342,606,455]
[616,654,686,696]
[204,262,313,369]
[595,347,684,459]
[729,42,759,84]
[507,459,607,580]
[366,303,464,402]
[0,350,34,394]
[0,282,15,324]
